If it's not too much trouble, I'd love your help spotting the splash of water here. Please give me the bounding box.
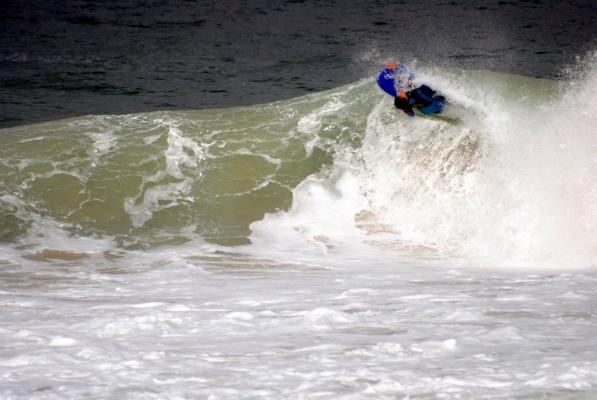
[252,59,597,269]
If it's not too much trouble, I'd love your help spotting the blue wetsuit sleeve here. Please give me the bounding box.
[376,68,398,97]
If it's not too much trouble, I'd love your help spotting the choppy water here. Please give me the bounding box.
[1,55,597,398]
[2,254,597,399]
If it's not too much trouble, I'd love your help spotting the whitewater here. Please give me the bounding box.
[1,59,596,399]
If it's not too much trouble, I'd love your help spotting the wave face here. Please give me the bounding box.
[1,62,596,267]
[0,87,369,247]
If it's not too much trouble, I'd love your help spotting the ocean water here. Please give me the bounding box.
[2,1,597,398]
[1,57,597,398]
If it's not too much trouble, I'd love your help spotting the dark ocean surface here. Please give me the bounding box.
[0,0,595,128]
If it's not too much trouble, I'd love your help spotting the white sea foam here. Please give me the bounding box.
[249,62,597,269]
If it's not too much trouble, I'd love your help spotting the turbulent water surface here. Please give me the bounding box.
[1,58,597,398]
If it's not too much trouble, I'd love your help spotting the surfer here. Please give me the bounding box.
[377,62,446,117]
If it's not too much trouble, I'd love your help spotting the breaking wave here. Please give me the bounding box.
[1,58,596,268]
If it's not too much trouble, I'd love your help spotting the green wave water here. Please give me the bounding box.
[2,67,596,268]
[0,80,374,247]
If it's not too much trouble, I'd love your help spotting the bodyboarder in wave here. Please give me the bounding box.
[377,62,446,117]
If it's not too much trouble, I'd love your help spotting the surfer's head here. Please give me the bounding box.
[385,62,397,70]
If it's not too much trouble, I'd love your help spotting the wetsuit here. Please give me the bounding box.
[394,85,446,117]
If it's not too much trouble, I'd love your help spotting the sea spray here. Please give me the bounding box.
[251,66,597,268]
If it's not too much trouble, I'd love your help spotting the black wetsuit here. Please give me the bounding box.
[394,85,445,116]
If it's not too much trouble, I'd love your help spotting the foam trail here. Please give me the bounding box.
[123,123,203,228]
